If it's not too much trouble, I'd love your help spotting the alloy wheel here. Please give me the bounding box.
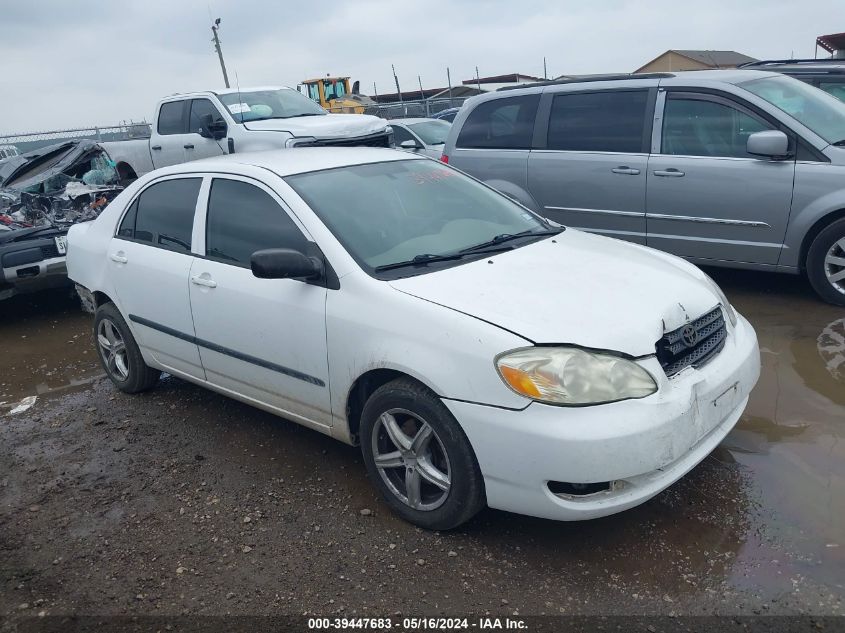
[371,408,452,511]
[825,237,845,295]
[97,318,130,381]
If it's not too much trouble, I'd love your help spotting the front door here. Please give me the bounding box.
[152,100,191,169]
[185,98,228,161]
[109,176,205,378]
[188,176,332,429]
[528,88,653,244]
[646,91,795,264]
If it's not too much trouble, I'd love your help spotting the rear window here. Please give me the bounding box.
[456,95,540,150]
[157,101,185,135]
[547,90,649,153]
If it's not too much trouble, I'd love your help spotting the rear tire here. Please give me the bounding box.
[807,218,845,306]
[360,378,485,530]
[94,302,160,393]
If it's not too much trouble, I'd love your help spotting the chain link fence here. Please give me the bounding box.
[0,121,152,154]
[364,97,467,120]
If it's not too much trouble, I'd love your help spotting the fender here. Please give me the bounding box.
[781,181,845,269]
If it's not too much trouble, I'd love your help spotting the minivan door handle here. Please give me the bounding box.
[109,253,128,264]
[190,274,217,288]
[183,143,194,149]
[151,145,162,150]
[611,166,641,175]
[653,168,685,177]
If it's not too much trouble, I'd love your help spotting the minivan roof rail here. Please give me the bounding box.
[497,73,674,91]
[739,58,845,67]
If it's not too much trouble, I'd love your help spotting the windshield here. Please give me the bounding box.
[408,120,451,145]
[740,75,845,144]
[286,159,554,276]
[219,89,326,123]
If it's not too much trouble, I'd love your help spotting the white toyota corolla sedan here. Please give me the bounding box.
[67,148,760,530]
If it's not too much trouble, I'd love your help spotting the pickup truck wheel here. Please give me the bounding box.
[360,378,485,530]
[807,218,845,306]
[94,303,161,393]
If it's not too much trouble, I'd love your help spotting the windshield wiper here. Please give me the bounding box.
[833,139,845,146]
[285,113,326,118]
[374,247,511,272]
[460,229,561,253]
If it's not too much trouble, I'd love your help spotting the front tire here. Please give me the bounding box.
[360,378,485,530]
[807,218,845,306]
[94,303,161,393]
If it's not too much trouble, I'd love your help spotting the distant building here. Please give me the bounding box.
[817,32,845,58]
[461,73,545,91]
[634,50,758,73]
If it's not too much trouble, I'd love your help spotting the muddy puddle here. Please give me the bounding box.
[0,269,843,613]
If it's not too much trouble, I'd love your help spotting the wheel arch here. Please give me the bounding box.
[343,368,439,446]
[799,208,845,272]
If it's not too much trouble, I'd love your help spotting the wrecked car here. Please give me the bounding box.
[0,140,122,300]
[67,148,760,530]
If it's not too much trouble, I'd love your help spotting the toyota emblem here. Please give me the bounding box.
[681,325,698,347]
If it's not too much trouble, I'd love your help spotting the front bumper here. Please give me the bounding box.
[443,314,760,521]
[0,256,69,300]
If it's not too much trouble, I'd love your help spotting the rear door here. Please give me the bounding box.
[185,98,228,161]
[151,100,190,169]
[646,91,795,264]
[528,87,654,244]
[448,94,540,209]
[109,176,204,378]
[188,175,332,429]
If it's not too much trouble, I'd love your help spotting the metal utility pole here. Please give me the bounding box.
[476,66,481,91]
[211,18,230,88]
[392,64,402,103]
[446,67,453,106]
[544,57,548,80]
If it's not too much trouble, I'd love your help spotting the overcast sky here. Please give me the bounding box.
[1,0,844,132]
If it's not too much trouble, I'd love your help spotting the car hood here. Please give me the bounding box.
[242,114,388,139]
[388,229,721,357]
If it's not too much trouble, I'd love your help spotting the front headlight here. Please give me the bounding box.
[703,273,737,328]
[496,347,657,406]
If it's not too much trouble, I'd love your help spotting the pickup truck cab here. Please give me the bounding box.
[107,86,393,180]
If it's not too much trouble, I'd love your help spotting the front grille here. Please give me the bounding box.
[40,244,60,258]
[297,132,393,149]
[656,306,727,377]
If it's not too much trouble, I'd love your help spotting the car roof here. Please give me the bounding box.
[155,147,421,178]
[162,86,295,100]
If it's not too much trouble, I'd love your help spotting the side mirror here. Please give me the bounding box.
[399,139,421,150]
[200,113,227,140]
[747,130,790,159]
[250,248,323,281]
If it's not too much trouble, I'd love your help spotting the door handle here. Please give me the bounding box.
[653,168,685,177]
[611,166,640,175]
[191,275,217,288]
[151,145,162,150]
[109,253,128,264]
[183,144,194,149]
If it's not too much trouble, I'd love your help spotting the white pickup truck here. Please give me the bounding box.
[104,85,392,182]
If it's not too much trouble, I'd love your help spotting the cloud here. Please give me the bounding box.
[0,0,842,131]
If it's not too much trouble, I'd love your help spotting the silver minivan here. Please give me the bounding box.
[441,70,845,305]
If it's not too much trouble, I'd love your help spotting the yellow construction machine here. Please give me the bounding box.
[299,76,376,114]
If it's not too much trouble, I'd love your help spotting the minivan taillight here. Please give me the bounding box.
[440,154,449,164]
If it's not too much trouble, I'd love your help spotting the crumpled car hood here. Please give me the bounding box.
[242,113,388,139]
[388,229,721,357]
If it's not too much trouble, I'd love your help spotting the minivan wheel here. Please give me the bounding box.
[807,218,845,306]
[360,378,485,530]
[94,303,161,393]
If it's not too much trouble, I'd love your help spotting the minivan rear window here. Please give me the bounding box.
[547,90,649,153]
[456,95,540,150]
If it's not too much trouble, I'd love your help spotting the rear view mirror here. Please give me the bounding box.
[250,248,323,281]
[747,130,790,158]
[399,139,421,150]
[199,113,228,140]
